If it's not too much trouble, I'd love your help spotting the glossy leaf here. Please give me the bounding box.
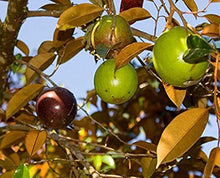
[0,131,26,149]
[133,141,157,153]
[183,0,198,17]
[120,0,143,12]
[141,157,157,178]
[6,84,44,119]
[16,40,29,56]
[203,14,220,25]
[57,3,104,30]
[102,155,115,169]
[25,52,56,83]
[183,34,216,63]
[119,7,151,24]
[13,164,30,178]
[89,0,104,7]
[201,24,220,37]
[58,37,85,64]
[163,84,186,108]
[156,108,209,167]
[93,155,102,171]
[115,42,153,70]
[204,147,220,178]
[25,130,47,156]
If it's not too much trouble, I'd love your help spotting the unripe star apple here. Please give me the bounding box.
[94,59,138,104]
[152,26,209,87]
[36,87,77,129]
[91,15,134,58]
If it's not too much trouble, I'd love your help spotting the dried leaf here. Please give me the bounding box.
[133,141,157,153]
[163,84,186,108]
[25,130,47,156]
[25,53,56,83]
[141,157,157,178]
[203,147,220,178]
[16,40,29,56]
[183,0,198,17]
[115,42,153,70]
[53,28,74,48]
[58,37,85,64]
[119,7,151,24]
[120,0,143,12]
[201,24,220,37]
[203,14,220,25]
[0,131,26,149]
[156,108,209,167]
[57,3,104,30]
[6,84,44,119]
[38,41,54,54]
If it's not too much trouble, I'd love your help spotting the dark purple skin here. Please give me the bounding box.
[36,87,77,129]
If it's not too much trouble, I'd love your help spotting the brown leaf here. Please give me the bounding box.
[203,147,220,178]
[6,84,44,119]
[38,41,54,54]
[0,131,26,149]
[57,3,104,30]
[183,0,198,17]
[53,28,74,48]
[141,157,157,178]
[25,52,56,83]
[163,83,186,108]
[115,42,153,70]
[16,40,29,56]
[119,7,151,24]
[201,24,220,37]
[58,37,85,64]
[133,141,157,153]
[210,0,220,2]
[203,14,220,25]
[25,130,47,156]
[156,108,209,167]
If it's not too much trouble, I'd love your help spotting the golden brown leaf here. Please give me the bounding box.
[6,84,44,119]
[203,14,220,25]
[163,83,186,108]
[53,28,74,48]
[115,42,153,70]
[133,141,157,153]
[156,108,209,167]
[183,0,198,17]
[25,130,47,156]
[57,3,104,30]
[16,40,29,56]
[201,24,220,37]
[119,7,151,24]
[38,41,54,54]
[203,147,220,178]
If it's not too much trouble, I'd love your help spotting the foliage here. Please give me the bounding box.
[0,0,220,177]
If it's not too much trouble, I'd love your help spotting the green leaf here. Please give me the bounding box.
[57,3,104,30]
[102,155,115,169]
[93,155,102,171]
[183,34,216,63]
[6,84,44,119]
[141,157,157,178]
[156,108,209,168]
[13,164,30,178]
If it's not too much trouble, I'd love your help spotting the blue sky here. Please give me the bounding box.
[0,0,220,156]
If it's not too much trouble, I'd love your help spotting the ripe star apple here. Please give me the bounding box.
[36,87,77,129]
[152,26,209,87]
[91,15,134,58]
[94,59,138,104]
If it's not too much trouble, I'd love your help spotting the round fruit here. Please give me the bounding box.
[152,26,209,87]
[36,87,77,129]
[91,15,134,58]
[94,59,138,104]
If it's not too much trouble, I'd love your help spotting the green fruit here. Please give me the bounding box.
[91,15,134,58]
[94,59,138,104]
[152,26,209,87]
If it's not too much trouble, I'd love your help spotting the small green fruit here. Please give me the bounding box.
[152,26,209,87]
[94,59,138,104]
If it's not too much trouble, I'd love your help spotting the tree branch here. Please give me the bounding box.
[27,10,62,18]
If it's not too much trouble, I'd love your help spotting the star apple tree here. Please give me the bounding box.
[0,0,220,177]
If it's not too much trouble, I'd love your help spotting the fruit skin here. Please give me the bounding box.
[91,15,134,57]
[152,26,209,87]
[94,59,138,104]
[36,87,77,129]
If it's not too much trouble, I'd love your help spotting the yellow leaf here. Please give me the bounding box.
[119,7,151,24]
[156,108,209,167]
[201,24,220,37]
[183,0,198,17]
[115,42,153,70]
[57,3,104,30]
[163,83,186,108]
[203,14,220,25]
[6,84,44,119]
[204,147,220,178]
[25,53,56,83]
[25,130,47,156]
[141,157,157,178]
[16,40,29,56]
[0,131,26,149]
[58,37,85,64]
